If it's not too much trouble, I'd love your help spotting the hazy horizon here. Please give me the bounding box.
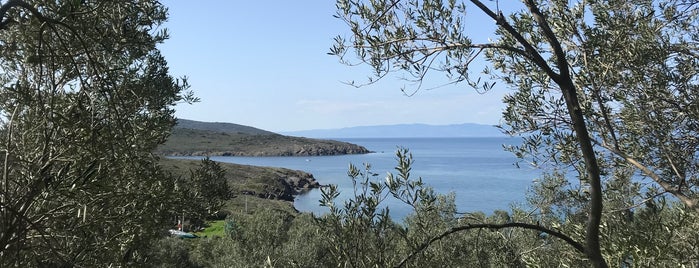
[177,118,505,138]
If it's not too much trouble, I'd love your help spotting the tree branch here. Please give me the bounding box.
[360,0,402,33]
[394,222,585,268]
[469,0,560,81]
[355,36,534,61]
[523,0,570,84]
[0,0,63,30]
[597,141,698,213]
[517,1,606,267]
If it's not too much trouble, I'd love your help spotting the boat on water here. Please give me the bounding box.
[168,229,198,239]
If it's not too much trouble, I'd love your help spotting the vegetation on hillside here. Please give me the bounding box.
[176,119,278,136]
[158,120,372,156]
[160,158,320,209]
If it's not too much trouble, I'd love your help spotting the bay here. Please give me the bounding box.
[203,137,541,220]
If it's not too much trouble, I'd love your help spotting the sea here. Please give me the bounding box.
[202,137,542,220]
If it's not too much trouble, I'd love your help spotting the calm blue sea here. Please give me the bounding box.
[200,137,541,220]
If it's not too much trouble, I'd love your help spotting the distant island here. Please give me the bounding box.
[157,119,371,156]
[280,123,506,138]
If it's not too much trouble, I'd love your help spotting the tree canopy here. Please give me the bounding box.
[3,0,698,266]
[331,0,699,266]
[0,0,194,266]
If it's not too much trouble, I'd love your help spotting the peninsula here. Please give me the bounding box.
[158,119,368,213]
[157,119,371,156]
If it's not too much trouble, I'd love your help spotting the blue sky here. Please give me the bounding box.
[159,1,516,132]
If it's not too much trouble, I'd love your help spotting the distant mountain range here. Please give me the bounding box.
[281,123,506,138]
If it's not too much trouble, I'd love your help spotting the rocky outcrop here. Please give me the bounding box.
[277,172,322,201]
[239,172,321,202]
[211,164,324,202]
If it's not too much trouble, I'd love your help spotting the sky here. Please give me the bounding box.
[158,1,518,132]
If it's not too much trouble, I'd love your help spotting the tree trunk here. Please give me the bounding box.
[558,79,608,268]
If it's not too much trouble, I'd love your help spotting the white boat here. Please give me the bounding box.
[168,229,198,238]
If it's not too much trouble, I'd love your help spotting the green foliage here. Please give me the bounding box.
[522,169,699,267]
[147,148,699,267]
[159,157,308,216]
[186,157,230,224]
[489,0,699,211]
[313,148,537,267]
[146,238,200,268]
[227,208,294,264]
[168,210,331,267]
[331,0,699,266]
[0,0,194,266]
[331,0,477,91]
[318,161,401,267]
[4,0,695,266]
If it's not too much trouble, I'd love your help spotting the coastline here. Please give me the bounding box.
[160,157,324,211]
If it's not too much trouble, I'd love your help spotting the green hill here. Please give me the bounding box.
[175,119,276,136]
[157,119,371,156]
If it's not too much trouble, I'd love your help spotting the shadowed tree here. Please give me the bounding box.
[0,0,195,266]
[187,157,230,225]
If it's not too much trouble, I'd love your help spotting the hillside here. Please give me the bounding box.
[157,119,371,156]
[175,119,276,135]
[281,123,506,138]
[160,158,320,213]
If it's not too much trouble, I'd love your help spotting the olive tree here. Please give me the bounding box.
[331,0,699,267]
[0,0,194,266]
[186,157,230,226]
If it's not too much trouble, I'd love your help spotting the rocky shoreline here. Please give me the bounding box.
[161,158,324,210]
[237,169,323,202]
[165,142,371,157]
